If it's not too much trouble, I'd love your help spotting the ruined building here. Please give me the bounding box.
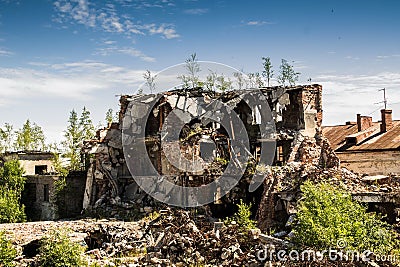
[0,151,87,220]
[82,85,323,218]
[1,151,58,220]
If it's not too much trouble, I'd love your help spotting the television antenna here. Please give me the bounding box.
[374,88,387,109]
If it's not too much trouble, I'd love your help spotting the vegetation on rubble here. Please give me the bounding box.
[38,229,85,267]
[0,160,26,223]
[225,199,256,232]
[293,181,400,256]
[214,157,229,167]
[0,231,17,267]
[143,210,161,222]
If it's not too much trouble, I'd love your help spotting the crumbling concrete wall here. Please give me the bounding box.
[21,175,58,221]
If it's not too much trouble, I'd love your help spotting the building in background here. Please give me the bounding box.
[323,109,400,175]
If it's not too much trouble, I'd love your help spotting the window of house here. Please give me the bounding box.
[35,165,47,175]
[43,184,49,202]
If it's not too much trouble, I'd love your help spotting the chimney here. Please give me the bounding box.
[380,109,393,132]
[357,114,373,132]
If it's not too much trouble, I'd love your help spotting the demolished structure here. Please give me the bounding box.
[81,84,400,230]
[81,85,323,216]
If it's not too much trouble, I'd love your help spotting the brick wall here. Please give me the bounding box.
[338,151,400,175]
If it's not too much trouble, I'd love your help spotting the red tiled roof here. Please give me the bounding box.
[322,121,400,151]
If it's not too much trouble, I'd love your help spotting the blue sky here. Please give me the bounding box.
[0,0,400,142]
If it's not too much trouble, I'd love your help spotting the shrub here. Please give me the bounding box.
[39,229,85,267]
[0,188,26,223]
[293,181,399,255]
[0,160,26,223]
[0,231,16,267]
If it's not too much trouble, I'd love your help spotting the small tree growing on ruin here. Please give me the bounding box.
[277,59,300,86]
[205,70,218,91]
[143,69,156,94]
[178,53,201,89]
[105,108,119,126]
[262,57,273,87]
[216,74,233,92]
[233,71,245,90]
[247,72,264,88]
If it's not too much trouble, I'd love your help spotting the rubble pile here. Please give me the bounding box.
[257,137,400,230]
[0,212,281,266]
[138,209,263,266]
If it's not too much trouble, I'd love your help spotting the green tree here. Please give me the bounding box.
[63,107,95,170]
[277,59,300,86]
[262,57,273,87]
[79,107,95,141]
[0,160,26,223]
[63,110,82,170]
[0,123,14,153]
[293,181,399,255]
[14,120,46,151]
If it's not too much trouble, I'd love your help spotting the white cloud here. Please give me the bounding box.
[103,40,116,45]
[144,23,180,39]
[0,61,146,106]
[53,0,179,39]
[376,54,400,60]
[183,8,208,15]
[315,72,400,125]
[245,20,272,26]
[0,48,13,56]
[95,46,156,62]
[344,55,360,60]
